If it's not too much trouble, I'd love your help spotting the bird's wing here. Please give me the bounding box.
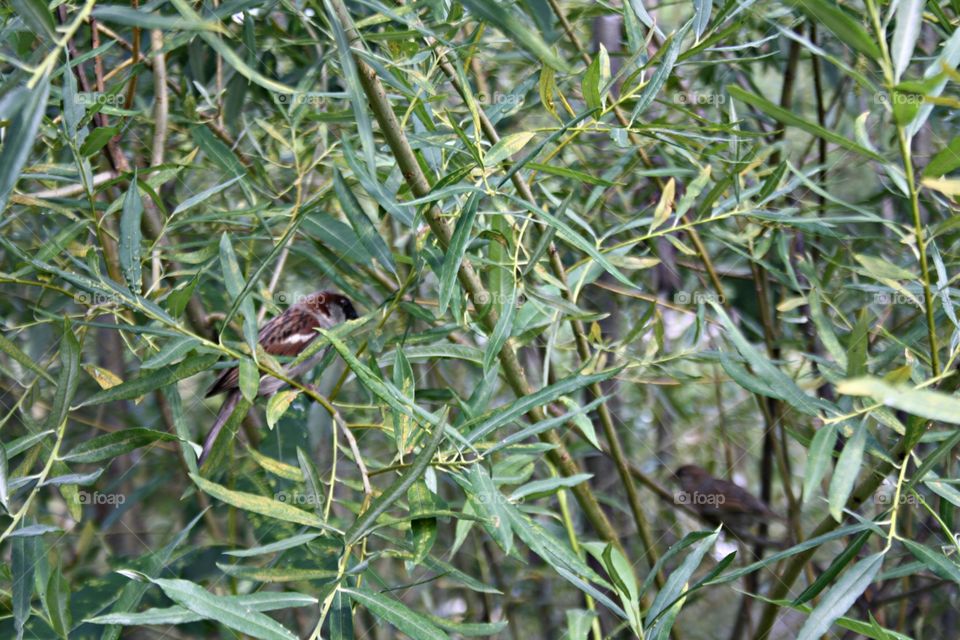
[205,306,321,397]
[711,480,774,516]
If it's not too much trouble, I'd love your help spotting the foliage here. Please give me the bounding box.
[1,0,959,638]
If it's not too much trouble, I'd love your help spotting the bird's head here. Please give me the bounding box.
[674,464,708,489]
[307,291,358,322]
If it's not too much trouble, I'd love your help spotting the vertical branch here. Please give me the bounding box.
[326,0,629,559]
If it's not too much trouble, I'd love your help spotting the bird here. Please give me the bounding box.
[199,290,358,466]
[673,464,783,533]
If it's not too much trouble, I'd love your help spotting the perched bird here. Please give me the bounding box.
[673,464,783,532]
[199,291,358,465]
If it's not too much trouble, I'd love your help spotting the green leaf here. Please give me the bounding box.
[12,531,38,638]
[796,553,884,640]
[582,53,603,113]
[408,480,437,564]
[393,349,416,455]
[0,77,50,213]
[190,125,246,178]
[266,389,301,429]
[647,529,718,637]
[87,592,317,626]
[483,278,516,372]
[239,358,259,403]
[343,588,450,640]
[0,332,54,383]
[710,300,830,417]
[793,531,871,605]
[45,567,71,639]
[324,1,377,171]
[509,473,593,501]
[172,175,243,215]
[60,428,178,463]
[343,417,446,545]
[48,326,82,431]
[78,125,120,156]
[853,253,915,281]
[247,446,302,480]
[169,0,297,94]
[566,610,598,640]
[693,0,712,41]
[79,354,219,407]
[217,564,339,582]
[224,533,322,558]
[837,377,960,424]
[190,473,335,530]
[484,132,536,167]
[334,169,397,276]
[119,178,144,294]
[467,465,514,553]
[902,539,960,585]
[632,22,692,120]
[320,328,451,440]
[533,202,636,289]
[12,0,56,39]
[98,510,207,640]
[828,421,866,521]
[218,233,259,357]
[141,336,201,370]
[459,0,568,71]
[922,136,960,178]
[803,423,838,504]
[92,4,228,31]
[728,85,884,162]
[787,0,882,59]
[846,308,870,378]
[891,0,924,83]
[463,367,621,444]
[326,589,354,640]
[149,578,298,640]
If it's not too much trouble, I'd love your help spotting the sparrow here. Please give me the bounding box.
[673,464,783,532]
[199,290,358,465]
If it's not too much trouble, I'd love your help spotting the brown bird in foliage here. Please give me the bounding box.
[199,291,358,465]
[673,464,783,532]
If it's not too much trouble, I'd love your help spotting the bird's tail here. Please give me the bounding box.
[199,390,241,467]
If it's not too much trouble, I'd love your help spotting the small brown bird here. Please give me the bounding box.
[199,291,358,465]
[673,464,783,532]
